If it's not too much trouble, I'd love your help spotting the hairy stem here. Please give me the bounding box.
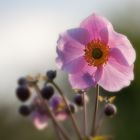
[54,124,64,140]
[91,85,100,136]
[52,81,83,140]
[95,110,105,134]
[34,85,70,140]
[82,92,88,136]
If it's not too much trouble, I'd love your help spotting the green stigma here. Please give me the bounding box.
[92,48,103,59]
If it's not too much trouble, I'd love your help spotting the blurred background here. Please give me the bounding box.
[0,0,140,139]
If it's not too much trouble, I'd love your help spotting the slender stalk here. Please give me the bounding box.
[91,85,100,136]
[52,81,83,140]
[95,110,104,134]
[54,124,64,140]
[82,92,88,136]
[34,85,71,140]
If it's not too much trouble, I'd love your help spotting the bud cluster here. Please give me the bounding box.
[15,71,118,139]
[15,70,89,130]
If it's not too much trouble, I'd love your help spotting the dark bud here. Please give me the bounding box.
[104,103,117,116]
[41,86,54,100]
[46,70,56,81]
[66,104,76,114]
[18,77,28,86]
[16,86,30,102]
[19,105,31,116]
[74,94,83,107]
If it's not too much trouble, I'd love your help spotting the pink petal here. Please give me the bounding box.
[108,58,134,81]
[33,117,48,130]
[99,28,109,44]
[98,59,134,92]
[56,112,68,121]
[69,72,95,89]
[69,65,100,89]
[31,112,48,130]
[110,47,129,66]
[56,55,86,74]
[108,31,136,66]
[67,28,90,45]
[94,66,103,82]
[80,14,113,43]
[56,32,86,74]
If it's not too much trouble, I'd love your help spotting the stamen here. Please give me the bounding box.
[84,40,109,66]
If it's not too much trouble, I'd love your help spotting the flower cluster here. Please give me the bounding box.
[16,70,89,131]
[15,13,136,140]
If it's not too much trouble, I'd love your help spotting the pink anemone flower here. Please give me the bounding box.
[56,14,136,92]
[31,111,49,130]
[50,95,69,121]
[30,96,49,130]
[31,95,69,130]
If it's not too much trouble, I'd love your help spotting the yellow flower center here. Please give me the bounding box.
[84,40,110,66]
[55,101,65,112]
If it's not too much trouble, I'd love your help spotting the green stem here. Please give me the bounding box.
[82,92,88,136]
[91,85,100,136]
[95,110,105,134]
[52,81,83,140]
[54,123,64,140]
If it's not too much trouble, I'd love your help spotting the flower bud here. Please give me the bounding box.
[46,70,56,81]
[66,103,77,114]
[41,86,54,100]
[19,105,31,116]
[16,86,30,102]
[74,94,83,107]
[17,77,28,86]
[104,103,117,116]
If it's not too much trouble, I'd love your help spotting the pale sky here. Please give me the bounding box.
[0,0,139,105]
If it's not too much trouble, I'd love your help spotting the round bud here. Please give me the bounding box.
[46,70,56,81]
[104,103,117,116]
[16,86,30,102]
[18,77,27,86]
[41,86,54,100]
[66,104,76,114]
[19,105,31,116]
[74,94,83,107]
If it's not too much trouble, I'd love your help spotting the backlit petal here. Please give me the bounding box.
[108,31,136,65]
[67,28,90,45]
[69,65,99,89]
[56,32,85,73]
[31,112,48,130]
[80,14,112,43]
[98,61,133,92]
